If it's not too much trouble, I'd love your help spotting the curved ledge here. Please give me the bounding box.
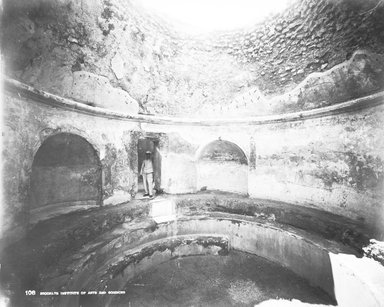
[55,215,384,307]
[4,77,384,126]
[57,217,336,306]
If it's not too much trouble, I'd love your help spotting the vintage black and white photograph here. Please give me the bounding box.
[1,0,384,306]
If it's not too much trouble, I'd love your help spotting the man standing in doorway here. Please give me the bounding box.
[140,151,154,198]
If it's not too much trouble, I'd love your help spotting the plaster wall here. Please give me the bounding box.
[249,106,384,231]
[142,104,384,232]
[30,165,100,208]
[2,91,139,239]
[2,85,384,241]
[161,153,197,194]
[196,161,248,195]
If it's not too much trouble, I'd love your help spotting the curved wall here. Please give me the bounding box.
[2,85,139,241]
[216,0,384,95]
[152,105,384,235]
[2,0,384,117]
[2,79,384,242]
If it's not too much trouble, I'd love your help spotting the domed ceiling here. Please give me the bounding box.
[2,0,384,117]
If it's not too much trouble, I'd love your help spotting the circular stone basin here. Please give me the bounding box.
[61,215,342,307]
[21,196,383,307]
[105,251,334,307]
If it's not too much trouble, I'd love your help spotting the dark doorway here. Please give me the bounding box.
[138,138,161,195]
[30,133,102,208]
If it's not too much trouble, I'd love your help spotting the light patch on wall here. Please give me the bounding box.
[134,0,295,34]
[0,52,4,238]
[150,198,176,223]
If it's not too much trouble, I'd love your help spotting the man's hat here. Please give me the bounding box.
[145,151,151,154]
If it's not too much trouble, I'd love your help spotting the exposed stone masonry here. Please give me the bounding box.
[214,0,384,93]
[2,0,384,117]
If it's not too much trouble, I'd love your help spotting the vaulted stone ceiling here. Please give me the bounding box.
[2,0,384,117]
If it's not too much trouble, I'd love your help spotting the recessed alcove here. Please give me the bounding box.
[30,133,102,209]
[196,140,249,195]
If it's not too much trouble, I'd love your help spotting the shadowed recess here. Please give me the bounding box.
[198,140,248,165]
[30,133,102,208]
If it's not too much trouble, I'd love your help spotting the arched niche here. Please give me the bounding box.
[196,140,248,195]
[30,133,102,208]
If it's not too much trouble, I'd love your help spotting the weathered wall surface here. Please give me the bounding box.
[2,0,384,117]
[31,165,100,207]
[2,84,384,241]
[162,153,197,194]
[197,162,248,194]
[142,104,384,233]
[233,51,384,115]
[2,91,139,240]
[217,0,384,94]
[248,106,384,232]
